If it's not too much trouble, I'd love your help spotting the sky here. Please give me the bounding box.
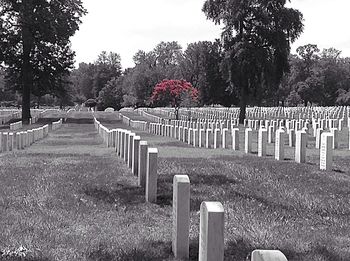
[71,0,350,69]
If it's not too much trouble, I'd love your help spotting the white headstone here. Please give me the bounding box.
[320,133,333,171]
[146,148,158,203]
[138,141,148,188]
[172,175,190,259]
[245,128,253,154]
[251,250,288,261]
[232,128,239,151]
[275,129,285,161]
[258,128,267,157]
[295,130,307,163]
[198,201,224,261]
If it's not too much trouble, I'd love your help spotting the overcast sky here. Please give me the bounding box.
[71,0,350,69]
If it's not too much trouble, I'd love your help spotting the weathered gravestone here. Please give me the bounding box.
[320,133,333,171]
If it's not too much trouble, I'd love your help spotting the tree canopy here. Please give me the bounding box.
[203,0,304,122]
[151,79,199,119]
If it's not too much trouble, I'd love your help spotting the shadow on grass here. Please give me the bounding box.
[283,244,347,261]
[83,183,145,206]
[189,172,239,187]
[333,169,345,173]
[225,238,254,260]
[87,241,172,261]
[157,141,190,148]
[0,257,50,261]
[157,175,173,207]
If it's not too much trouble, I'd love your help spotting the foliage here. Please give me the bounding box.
[179,40,232,106]
[92,51,122,96]
[151,79,198,119]
[280,45,350,106]
[96,77,124,111]
[84,99,97,108]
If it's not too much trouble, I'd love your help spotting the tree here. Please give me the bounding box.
[203,0,304,123]
[0,0,86,123]
[92,51,122,96]
[151,79,199,120]
[84,99,97,110]
[96,77,124,111]
[70,62,95,100]
[180,40,231,105]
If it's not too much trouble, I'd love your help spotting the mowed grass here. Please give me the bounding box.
[0,111,350,261]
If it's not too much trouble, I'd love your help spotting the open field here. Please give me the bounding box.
[0,111,349,260]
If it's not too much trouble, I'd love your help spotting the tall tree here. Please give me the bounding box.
[180,40,231,105]
[203,0,304,122]
[0,0,86,123]
[92,51,122,96]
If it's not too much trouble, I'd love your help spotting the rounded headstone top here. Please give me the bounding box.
[104,107,115,112]
[200,201,224,213]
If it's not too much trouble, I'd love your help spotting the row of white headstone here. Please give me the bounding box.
[119,114,149,131]
[9,121,22,131]
[0,112,21,125]
[0,125,50,153]
[150,106,349,121]
[52,119,63,131]
[172,174,288,261]
[148,121,337,171]
[94,118,159,203]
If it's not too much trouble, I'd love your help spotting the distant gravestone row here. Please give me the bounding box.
[52,119,63,131]
[95,116,289,261]
[147,117,344,171]
[0,111,21,125]
[135,104,350,172]
[9,121,22,131]
[145,106,349,123]
[0,118,64,153]
[0,125,49,153]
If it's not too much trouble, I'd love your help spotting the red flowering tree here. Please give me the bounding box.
[151,79,199,120]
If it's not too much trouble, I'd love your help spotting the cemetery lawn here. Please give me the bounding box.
[0,113,350,260]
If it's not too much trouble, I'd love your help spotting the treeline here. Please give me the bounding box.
[1,41,350,110]
[70,42,350,111]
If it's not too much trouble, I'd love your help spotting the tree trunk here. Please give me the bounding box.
[304,100,307,107]
[21,1,34,124]
[239,85,247,124]
[175,106,179,120]
[37,96,41,108]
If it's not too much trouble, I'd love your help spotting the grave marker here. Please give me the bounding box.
[172,175,190,259]
[199,201,224,261]
[146,148,158,203]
